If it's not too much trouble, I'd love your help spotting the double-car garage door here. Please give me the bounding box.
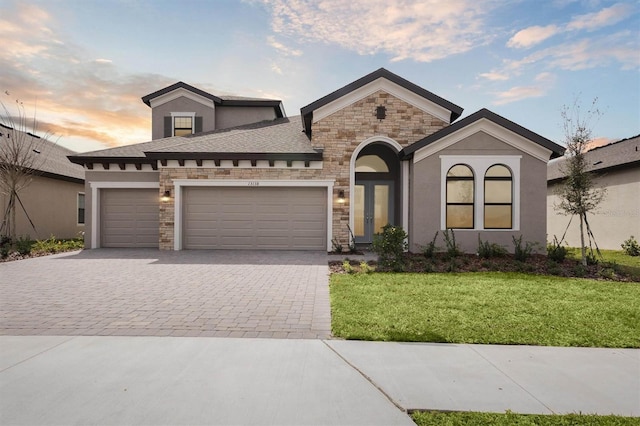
[183,186,327,250]
[99,186,327,250]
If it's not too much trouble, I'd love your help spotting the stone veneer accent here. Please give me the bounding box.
[159,90,448,250]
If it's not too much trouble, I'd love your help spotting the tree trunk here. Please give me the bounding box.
[579,213,586,266]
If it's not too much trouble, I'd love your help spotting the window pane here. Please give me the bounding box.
[486,165,511,177]
[78,193,85,209]
[485,205,512,228]
[447,164,473,177]
[374,185,389,233]
[447,180,474,203]
[354,185,365,237]
[174,117,192,128]
[355,155,389,172]
[447,205,473,228]
[174,128,192,136]
[485,180,512,203]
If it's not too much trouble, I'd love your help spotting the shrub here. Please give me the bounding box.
[442,229,461,259]
[359,261,373,274]
[346,225,357,253]
[371,224,408,272]
[621,236,640,256]
[512,235,535,262]
[421,231,439,259]
[342,259,354,274]
[547,236,568,263]
[477,236,506,259]
[331,238,343,253]
[15,236,32,255]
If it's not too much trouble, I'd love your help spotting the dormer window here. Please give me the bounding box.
[171,112,196,136]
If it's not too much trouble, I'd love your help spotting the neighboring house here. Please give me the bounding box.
[547,135,640,250]
[0,124,85,240]
[69,68,564,252]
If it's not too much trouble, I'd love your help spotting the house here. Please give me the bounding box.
[0,124,85,240]
[547,135,640,250]
[68,68,564,252]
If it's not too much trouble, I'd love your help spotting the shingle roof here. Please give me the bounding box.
[0,124,84,182]
[148,117,314,154]
[548,134,640,181]
[400,108,565,160]
[68,117,319,165]
[141,81,284,117]
[300,68,464,134]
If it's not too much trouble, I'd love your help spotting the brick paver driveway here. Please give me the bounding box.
[0,249,331,339]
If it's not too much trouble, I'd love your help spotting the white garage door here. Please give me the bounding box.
[183,186,327,250]
[100,188,159,248]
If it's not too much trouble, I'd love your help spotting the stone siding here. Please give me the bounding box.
[158,90,448,249]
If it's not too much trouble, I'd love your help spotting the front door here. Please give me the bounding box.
[354,181,394,243]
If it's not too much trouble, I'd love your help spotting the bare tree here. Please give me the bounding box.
[554,97,606,266]
[0,92,51,241]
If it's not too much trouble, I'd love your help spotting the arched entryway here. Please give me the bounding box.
[351,142,401,244]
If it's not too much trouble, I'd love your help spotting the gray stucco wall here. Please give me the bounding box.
[409,131,549,254]
[151,96,215,140]
[83,171,160,248]
[0,175,85,240]
[547,167,640,250]
[215,106,277,129]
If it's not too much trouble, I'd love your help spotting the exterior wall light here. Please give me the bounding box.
[161,190,171,202]
[337,190,346,204]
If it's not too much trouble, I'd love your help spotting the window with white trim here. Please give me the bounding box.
[171,112,196,136]
[77,193,85,225]
[440,156,520,231]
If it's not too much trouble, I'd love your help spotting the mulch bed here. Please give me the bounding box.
[331,253,639,282]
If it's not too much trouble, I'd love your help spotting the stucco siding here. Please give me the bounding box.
[215,106,278,129]
[410,131,548,253]
[0,175,85,240]
[151,96,215,139]
[547,167,640,249]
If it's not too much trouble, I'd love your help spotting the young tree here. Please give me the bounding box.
[554,98,606,266]
[0,92,50,241]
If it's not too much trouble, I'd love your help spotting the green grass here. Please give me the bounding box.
[568,249,640,280]
[411,411,640,425]
[330,272,640,347]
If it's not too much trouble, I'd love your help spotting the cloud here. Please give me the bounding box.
[492,72,556,105]
[267,36,302,56]
[566,3,633,31]
[478,72,510,81]
[0,2,174,151]
[263,0,499,62]
[507,25,560,49]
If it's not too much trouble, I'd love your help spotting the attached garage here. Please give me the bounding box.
[100,188,159,248]
[182,186,327,250]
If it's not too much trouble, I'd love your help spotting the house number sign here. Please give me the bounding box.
[247,181,260,186]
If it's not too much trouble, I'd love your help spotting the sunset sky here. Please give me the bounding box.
[0,0,638,153]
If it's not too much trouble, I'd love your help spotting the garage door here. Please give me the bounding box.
[100,188,159,248]
[183,187,327,250]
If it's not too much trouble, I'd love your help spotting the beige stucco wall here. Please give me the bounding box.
[547,167,640,250]
[155,90,448,249]
[83,171,160,248]
[215,106,278,129]
[410,131,549,254]
[151,96,216,140]
[0,175,85,240]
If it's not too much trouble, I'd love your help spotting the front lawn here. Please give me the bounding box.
[411,411,640,425]
[330,272,640,347]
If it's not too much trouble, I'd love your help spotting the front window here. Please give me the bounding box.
[77,193,85,224]
[484,165,512,229]
[173,116,193,136]
[446,164,474,229]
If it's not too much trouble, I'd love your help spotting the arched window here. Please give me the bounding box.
[446,164,474,229]
[355,155,389,172]
[484,164,512,229]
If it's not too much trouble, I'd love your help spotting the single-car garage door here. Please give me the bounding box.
[183,186,327,250]
[100,188,159,248]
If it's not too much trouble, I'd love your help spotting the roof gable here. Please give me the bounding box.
[299,68,463,135]
[401,108,565,163]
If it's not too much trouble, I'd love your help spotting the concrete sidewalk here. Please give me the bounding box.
[1,337,638,425]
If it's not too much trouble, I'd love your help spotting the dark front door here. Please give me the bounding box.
[354,181,394,243]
